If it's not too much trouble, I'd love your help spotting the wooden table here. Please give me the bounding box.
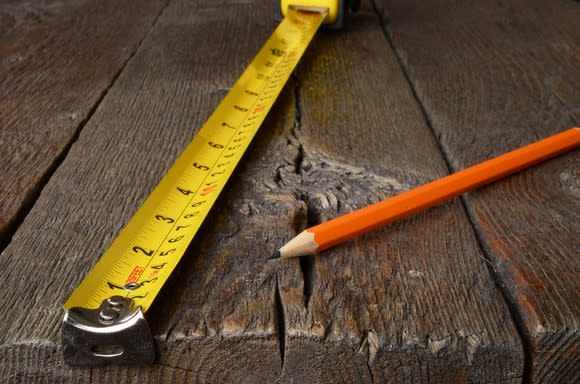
[1,0,578,382]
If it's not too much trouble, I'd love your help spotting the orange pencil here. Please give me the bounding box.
[271,128,580,259]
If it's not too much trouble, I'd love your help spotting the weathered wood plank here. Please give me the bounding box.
[0,0,169,249]
[1,0,525,382]
[0,0,289,381]
[275,1,524,382]
[379,0,580,382]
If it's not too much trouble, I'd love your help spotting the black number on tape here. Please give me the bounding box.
[151,263,167,270]
[107,282,123,290]
[177,187,194,195]
[209,141,224,149]
[193,163,209,171]
[132,246,154,256]
[155,215,175,223]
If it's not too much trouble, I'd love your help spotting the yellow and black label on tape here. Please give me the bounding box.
[62,6,328,366]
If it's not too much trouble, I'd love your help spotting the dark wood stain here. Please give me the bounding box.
[380,0,580,382]
[1,0,577,382]
[0,0,170,249]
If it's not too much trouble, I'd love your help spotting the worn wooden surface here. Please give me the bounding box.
[0,0,576,382]
[379,0,580,382]
[0,0,282,381]
[0,0,169,250]
[276,3,522,382]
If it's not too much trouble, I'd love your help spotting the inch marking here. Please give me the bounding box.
[63,7,328,313]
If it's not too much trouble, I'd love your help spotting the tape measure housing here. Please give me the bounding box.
[281,0,339,24]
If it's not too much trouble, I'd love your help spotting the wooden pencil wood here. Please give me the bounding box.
[274,128,580,259]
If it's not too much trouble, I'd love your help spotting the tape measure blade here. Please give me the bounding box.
[64,7,327,313]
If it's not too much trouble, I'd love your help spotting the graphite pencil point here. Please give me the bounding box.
[268,251,281,260]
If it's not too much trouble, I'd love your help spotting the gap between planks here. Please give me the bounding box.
[0,0,173,255]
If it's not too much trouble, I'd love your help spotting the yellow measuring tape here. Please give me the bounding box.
[63,5,328,366]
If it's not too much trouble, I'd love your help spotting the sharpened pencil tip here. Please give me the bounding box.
[268,250,281,260]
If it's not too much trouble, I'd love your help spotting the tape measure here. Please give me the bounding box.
[62,5,328,366]
[278,0,360,29]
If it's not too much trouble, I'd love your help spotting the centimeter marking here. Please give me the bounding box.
[64,7,327,312]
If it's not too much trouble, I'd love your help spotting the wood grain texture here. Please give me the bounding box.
[1,0,288,382]
[276,1,523,382]
[379,0,580,382]
[1,0,525,382]
[0,0,169,249]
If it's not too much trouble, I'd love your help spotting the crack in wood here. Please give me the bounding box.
[291,74,316,310]
[290,74,305,176]
[298,255,315,309]
[274,276,286,369]
[460,200,534,384]
[358,329,379,383]
[271,67,410,316]
[0,88,99,254]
